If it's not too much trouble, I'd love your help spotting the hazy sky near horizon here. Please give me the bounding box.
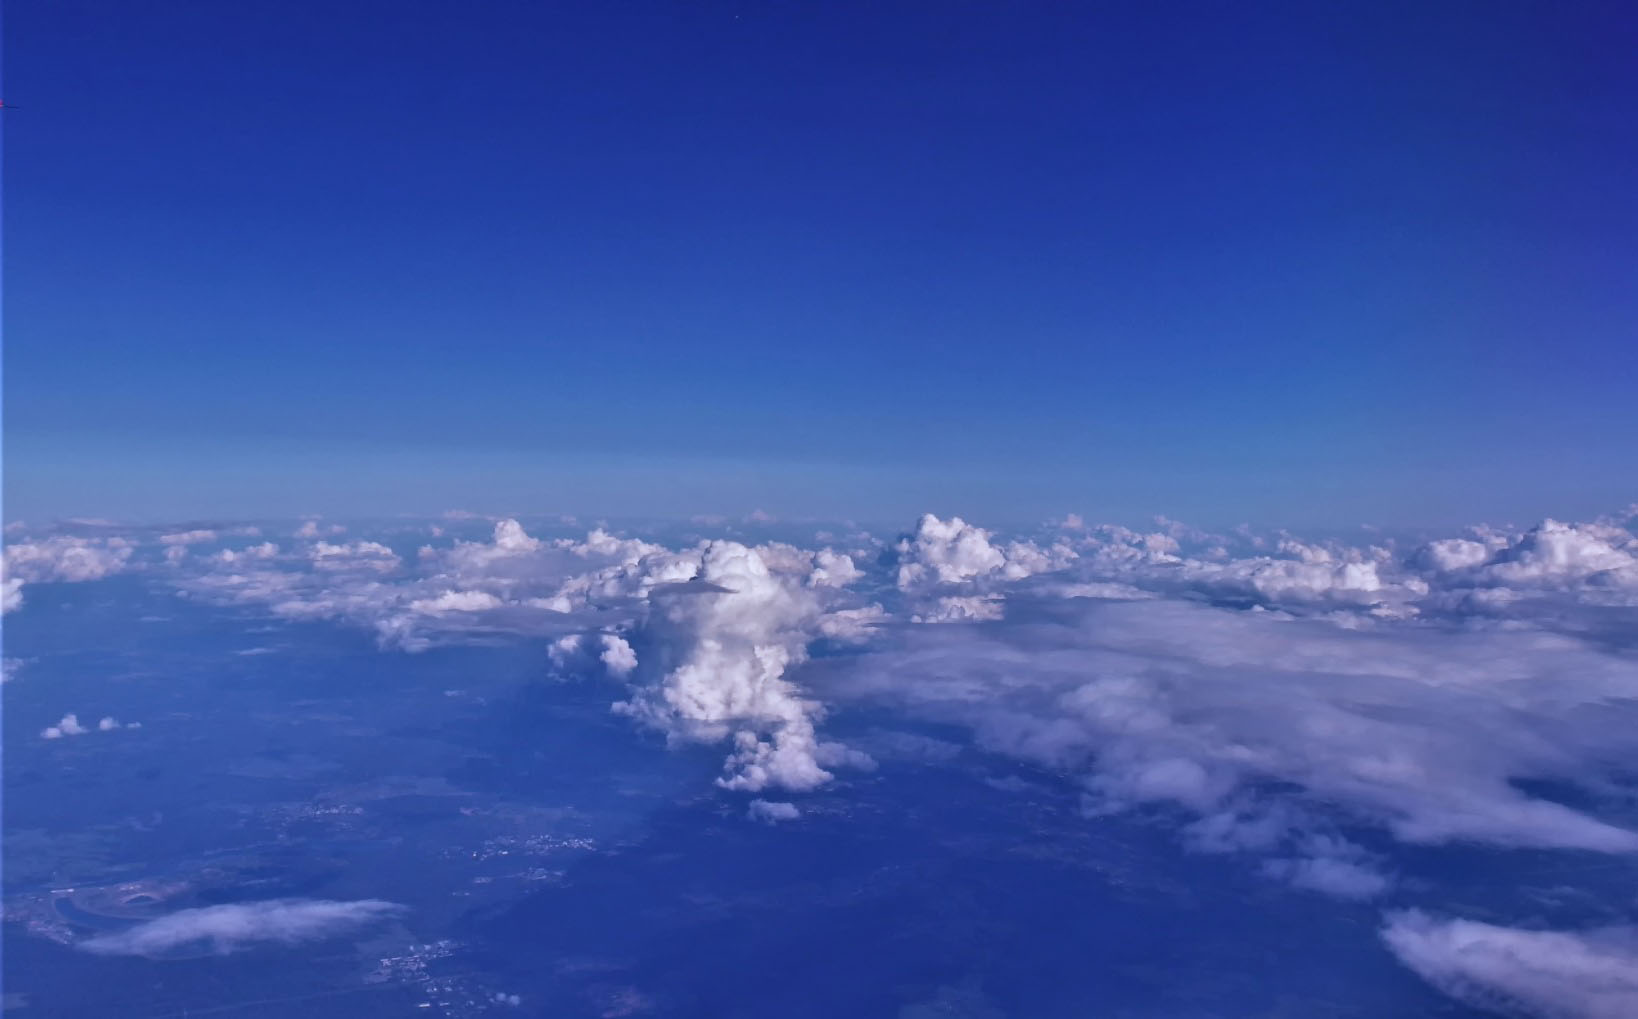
[5,2,1635,527]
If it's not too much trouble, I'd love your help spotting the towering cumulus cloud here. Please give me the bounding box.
[601,540,869,792]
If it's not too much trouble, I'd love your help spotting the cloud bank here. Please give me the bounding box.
[54,504,1638,1016]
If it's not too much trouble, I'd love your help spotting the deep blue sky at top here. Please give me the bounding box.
[4,1,1635,527]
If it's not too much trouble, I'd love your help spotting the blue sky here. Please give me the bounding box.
[5,1,1634,527]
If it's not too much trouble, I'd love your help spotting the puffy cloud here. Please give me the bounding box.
[2,576,21,613]
[183,519,634,651]
[893,514,1009,589]
[611,541,858,792]
[1483,519,1638,587]
[808,549,862,588]
[890,514,1078,622]
[981,512,1638,624]
[1382,911,1638,1019]
[747,799,801,823]
[175,518,878,676]
[520,532,878,790]
[4,536,134,603]
[41,712,136,738]
[598,634,638,676]
[548,632,637,677]
[434,519,547,577]
[1397,519,1638,628]
[1052,527,1426,614]
[79,899,405,957]
[41,713,89,739]
[1416,536,1501,573]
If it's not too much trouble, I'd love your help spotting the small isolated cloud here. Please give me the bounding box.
[41,713,89,739]
[79,898,406,957]
[42,712,136,738]
[748,799,801,823]
[1382,910,1638,1019]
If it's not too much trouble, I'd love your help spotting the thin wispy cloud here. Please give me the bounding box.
[78,899,406,957]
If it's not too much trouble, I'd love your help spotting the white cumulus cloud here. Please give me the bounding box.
[3,535,135,613]
[41,713,90,739]
[611,541,859,792]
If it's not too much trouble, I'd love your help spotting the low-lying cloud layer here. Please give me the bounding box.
[20,504,1638,1017]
